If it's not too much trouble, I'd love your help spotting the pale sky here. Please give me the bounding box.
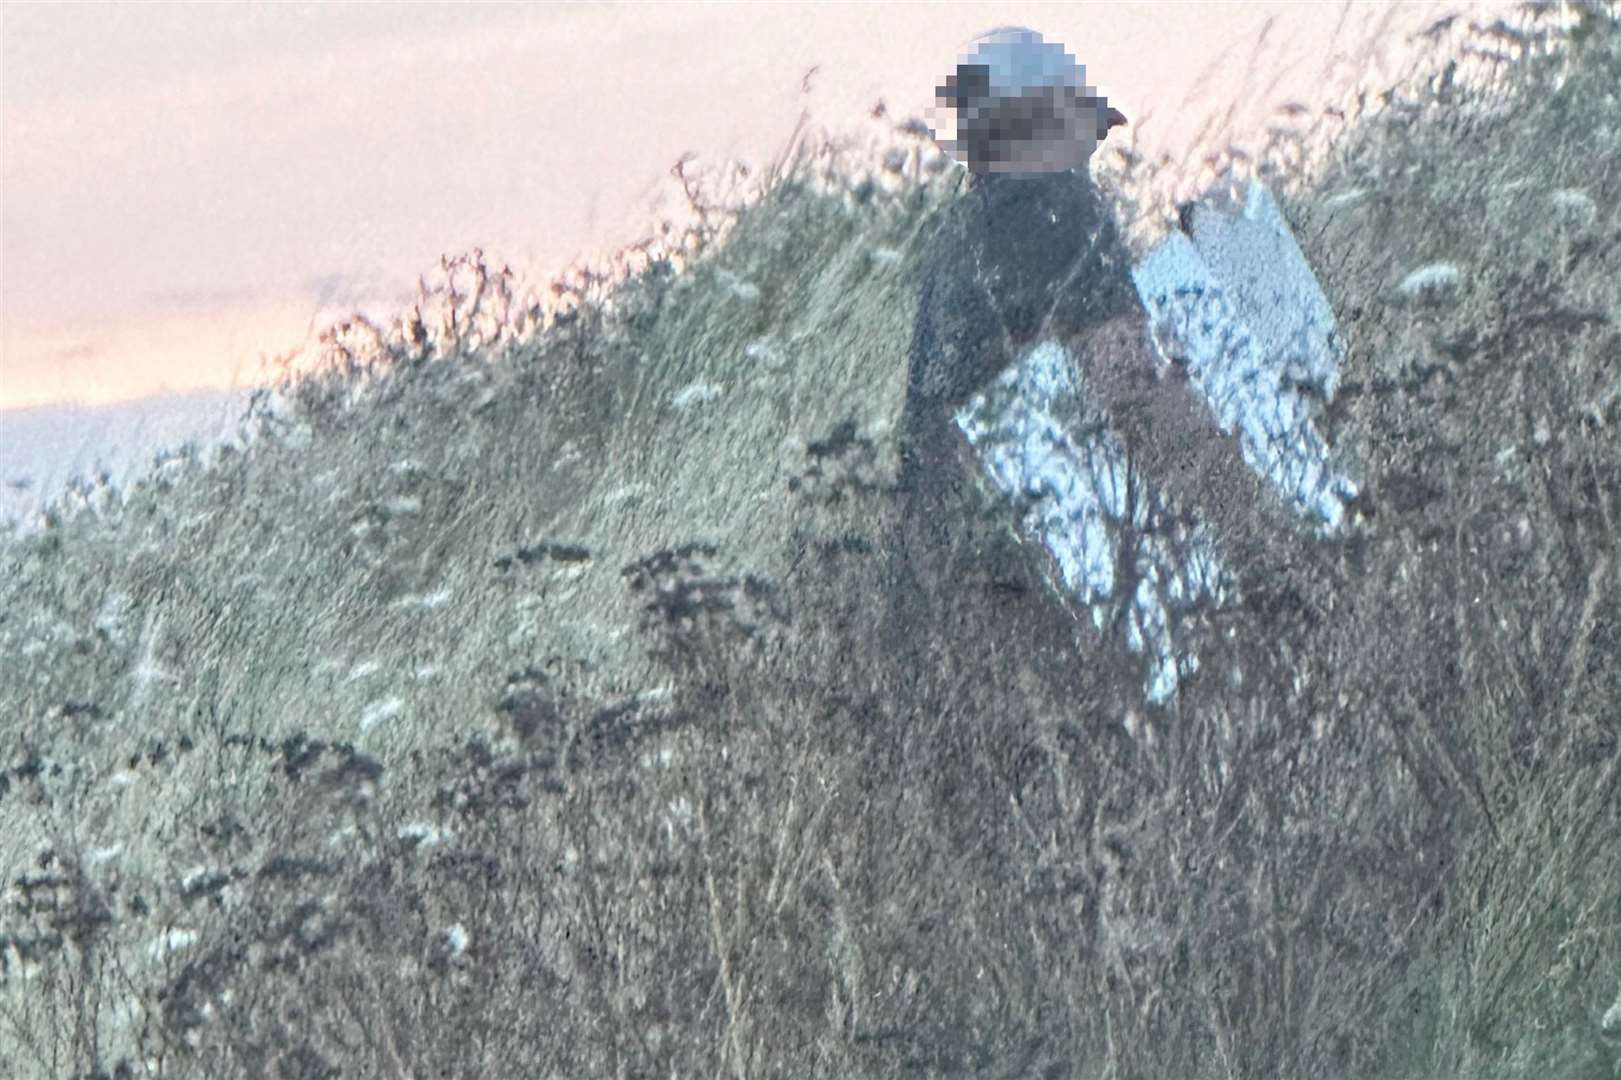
[2,0,1506,412]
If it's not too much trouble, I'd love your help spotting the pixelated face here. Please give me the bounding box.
[930,27,1126,178]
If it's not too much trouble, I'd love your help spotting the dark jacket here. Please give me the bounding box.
[898,169,1137,500]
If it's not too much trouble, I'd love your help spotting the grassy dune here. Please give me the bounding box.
[2,7,1618,1078]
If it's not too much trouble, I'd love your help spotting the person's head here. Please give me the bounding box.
[933,27,1126,178]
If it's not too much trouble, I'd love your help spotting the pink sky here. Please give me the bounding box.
[2,0,1507,411]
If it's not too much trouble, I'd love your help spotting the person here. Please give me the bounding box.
[896,28,1137,548]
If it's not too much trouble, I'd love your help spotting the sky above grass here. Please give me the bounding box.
[2,0,1509,411]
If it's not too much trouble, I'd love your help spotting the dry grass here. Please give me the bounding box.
[2,5,1618,1078]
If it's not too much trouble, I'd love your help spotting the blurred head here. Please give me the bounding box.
[933,26,1126,178]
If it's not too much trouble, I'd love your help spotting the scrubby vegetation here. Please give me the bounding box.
[2,5,1618,1078]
